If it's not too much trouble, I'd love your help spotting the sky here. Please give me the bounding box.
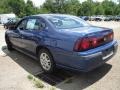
[25,0,119,7]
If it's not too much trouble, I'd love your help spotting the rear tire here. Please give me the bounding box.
[38,49,55,73]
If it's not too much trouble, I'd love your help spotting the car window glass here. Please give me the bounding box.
[48,16,90,29]
[26,19,36,30]
[36,19,46,30]
[26,19,46,31]
[34,19,40,30]
[17,19,27,30]
[17,18,46,31]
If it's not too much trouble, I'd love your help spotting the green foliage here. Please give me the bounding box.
[27,74,44,88]
[0,0,41,17]
[34,80,44,88]
[0,0,120,17]
[7,0,26,17]
[50,86,56,90]
[25,0,38,16]
[42,0,80,15]
[94,2,104,15]
[27,74,33,80]
[102,0,116,15]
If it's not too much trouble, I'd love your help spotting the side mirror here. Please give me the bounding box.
[7,26,16,30]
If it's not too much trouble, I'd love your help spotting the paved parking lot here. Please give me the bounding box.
[88,21,120,29]
[0,21,120,90]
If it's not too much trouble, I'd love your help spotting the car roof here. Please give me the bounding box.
[30,14,74,18]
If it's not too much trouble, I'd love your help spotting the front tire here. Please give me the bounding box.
[38,49,55,73]
[5,36,13,51]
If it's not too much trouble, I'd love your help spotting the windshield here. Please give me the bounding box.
[48,15,90,29]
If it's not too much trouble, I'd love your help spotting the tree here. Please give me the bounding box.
[0,0,120,17]
[64,0,80,15]
[0,0,41,17]
[42,0,80,15]
[102,0,116,15]
[114,4,120,15]
[94,2,104,15]
[0,0,10,13]
[25,0,35,16]
[7,0,26,17]
[78,0,94,16]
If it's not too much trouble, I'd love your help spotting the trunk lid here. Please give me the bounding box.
[59,26,114,51]
[59,26,113,36]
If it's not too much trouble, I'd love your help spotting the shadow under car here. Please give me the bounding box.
[2,46,112,89]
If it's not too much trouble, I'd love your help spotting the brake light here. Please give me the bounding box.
[74,32,114,52]
[91,38,98,47]
[74,37,98,52]
[80,38,90,50]
[108,32,114,40]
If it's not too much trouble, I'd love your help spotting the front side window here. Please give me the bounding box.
[17,18,46,31]
[17,19,27,30]
[26,19,46,31]
[26,19,36,30]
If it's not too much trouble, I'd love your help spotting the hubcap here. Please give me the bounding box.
[40,53,51,71]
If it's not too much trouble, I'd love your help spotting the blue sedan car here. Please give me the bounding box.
[5,14,118,73]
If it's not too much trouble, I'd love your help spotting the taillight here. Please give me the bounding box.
[80,38,90,50]
[74,37,98,52]
[91,38,98,47]
[74,32,114,52]
[108,32,114,40]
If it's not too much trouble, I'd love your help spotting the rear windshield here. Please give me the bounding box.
[48,15,90,29]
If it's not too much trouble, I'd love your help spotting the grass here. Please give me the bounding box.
[27,74,44,88]
[34,79,44,88]
[27,74,57,89]
[27,74,33,80]
[50,86,56,90]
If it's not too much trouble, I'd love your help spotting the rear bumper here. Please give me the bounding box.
[56,40,118,72]
[78,40,118,72]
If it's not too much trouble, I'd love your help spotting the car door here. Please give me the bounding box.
[20,17,46,55]
[9,19,27,48]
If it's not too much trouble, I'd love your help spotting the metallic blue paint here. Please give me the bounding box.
[5,14,118,72]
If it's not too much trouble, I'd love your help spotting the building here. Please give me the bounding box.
[0,13,16,24]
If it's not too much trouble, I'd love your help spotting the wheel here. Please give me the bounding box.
[38,49,55,73]
[5,36,13,51]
